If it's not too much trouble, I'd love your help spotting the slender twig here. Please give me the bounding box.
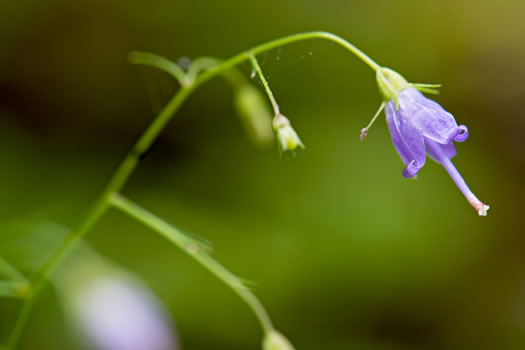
[110,193,274,332]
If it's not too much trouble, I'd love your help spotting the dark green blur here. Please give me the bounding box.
[1,0,525,349]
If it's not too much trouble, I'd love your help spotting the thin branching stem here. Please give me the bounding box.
[7,31,380,349]
[109,193,274,332]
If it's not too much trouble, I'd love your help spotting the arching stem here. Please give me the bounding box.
[7,31,380,349]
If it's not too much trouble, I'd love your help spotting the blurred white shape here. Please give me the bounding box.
[263,330,295,350]
[73,276,177,350]
[55,246,178,350]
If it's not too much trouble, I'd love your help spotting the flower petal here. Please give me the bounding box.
[385,100,426,178]
[398,88,463,145]
[425,137,457,163]
[454,125,469,142]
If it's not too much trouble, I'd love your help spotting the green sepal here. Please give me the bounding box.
[410,83,442,95]
[376,67,409,109]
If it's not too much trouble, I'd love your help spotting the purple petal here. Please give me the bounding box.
[398,88,463,145]
[425,137,457,162]
[425,139,490,216]
[385,100,426,178]
[454,125,469,142]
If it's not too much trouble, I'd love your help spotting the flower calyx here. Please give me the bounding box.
[376,67,442,109]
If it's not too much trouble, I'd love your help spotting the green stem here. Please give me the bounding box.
[185,57,221,85]
[249,54,280,115]
[7,31,379,349]
[109,193,274,332]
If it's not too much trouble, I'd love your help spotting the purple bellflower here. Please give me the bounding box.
[362,68,489,216]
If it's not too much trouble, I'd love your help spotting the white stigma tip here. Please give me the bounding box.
[475,203,490,216]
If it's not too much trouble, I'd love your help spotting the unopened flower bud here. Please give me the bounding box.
[234,84,274,147]
[272,114,305,153]
[263,330,295,350]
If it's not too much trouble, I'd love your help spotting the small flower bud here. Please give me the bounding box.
[234,84,274,147]
[272,114,305,153]
[263,330,295,350]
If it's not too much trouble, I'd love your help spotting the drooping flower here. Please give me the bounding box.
[367,67,490,216]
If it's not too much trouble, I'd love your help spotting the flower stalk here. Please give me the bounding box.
[249,54,280,115]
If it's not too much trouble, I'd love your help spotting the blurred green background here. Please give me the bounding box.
[1,0,524,349]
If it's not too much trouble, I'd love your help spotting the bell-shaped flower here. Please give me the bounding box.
[370,67,490,216]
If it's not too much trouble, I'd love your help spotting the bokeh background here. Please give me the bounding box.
[1,0,525,349]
